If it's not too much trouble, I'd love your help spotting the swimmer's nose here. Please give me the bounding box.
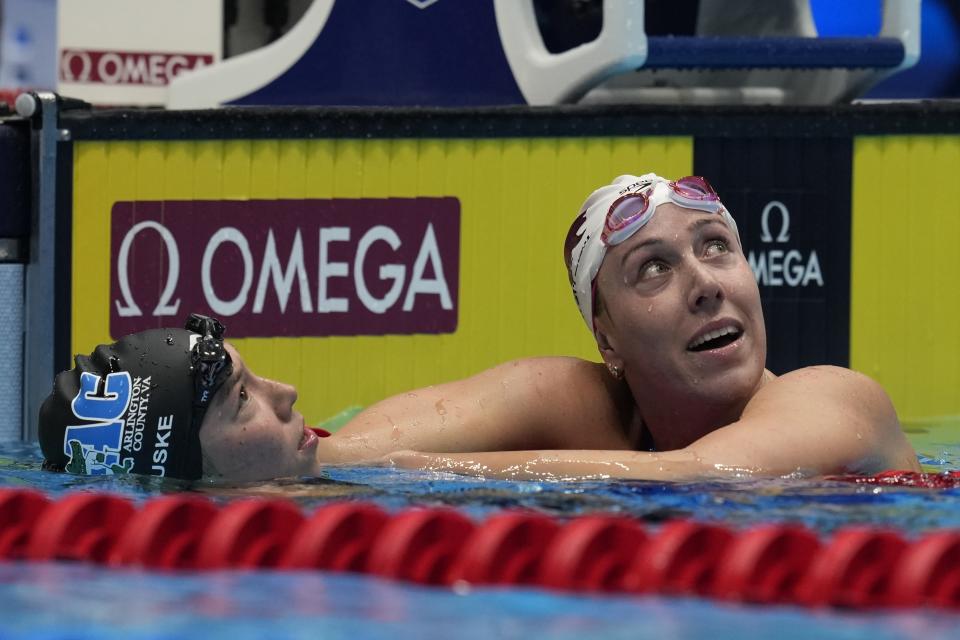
[687,262,724,312]
[265,378,297,421]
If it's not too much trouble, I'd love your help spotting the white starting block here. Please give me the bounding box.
[165,0,920,108]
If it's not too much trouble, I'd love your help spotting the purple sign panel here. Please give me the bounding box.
[110,198,460,338]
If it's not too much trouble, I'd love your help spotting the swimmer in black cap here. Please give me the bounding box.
[41,313,329,481]
[41,314,238,480]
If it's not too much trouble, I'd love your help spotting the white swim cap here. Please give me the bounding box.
[563,174,741,333]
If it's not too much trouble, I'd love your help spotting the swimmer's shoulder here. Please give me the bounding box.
[505,356,624,401]
[486,355,605,383]
[749,365,883,401]
[498,356,637,449]
[746,365,887,410]
[743,365,919,471]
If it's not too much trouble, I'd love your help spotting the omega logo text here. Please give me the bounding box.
[60,49,214,86]
[109,198,461,338]
[748,200,824,288]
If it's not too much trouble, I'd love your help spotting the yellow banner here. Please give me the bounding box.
[851,135,960,422]
[72,136,693,425]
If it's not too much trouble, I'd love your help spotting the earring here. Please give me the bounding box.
[607,363,623,380]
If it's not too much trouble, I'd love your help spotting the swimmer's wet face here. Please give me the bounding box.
[565,174,741,333]
[198,343,319,482]
[592,202,766,411]
[564,174,767,448]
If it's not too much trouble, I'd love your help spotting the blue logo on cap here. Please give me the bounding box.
[64,371,133,475]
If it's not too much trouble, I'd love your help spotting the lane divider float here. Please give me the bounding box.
[2,483,960,610]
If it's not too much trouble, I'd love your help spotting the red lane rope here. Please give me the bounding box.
[1,484,958,611]
[830,470,960,489]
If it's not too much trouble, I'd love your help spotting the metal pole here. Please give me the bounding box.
[17,91,60,442]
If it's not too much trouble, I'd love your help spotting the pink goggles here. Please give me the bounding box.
[600,176,723,246]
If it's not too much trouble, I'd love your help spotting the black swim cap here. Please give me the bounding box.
[38,314,232,480]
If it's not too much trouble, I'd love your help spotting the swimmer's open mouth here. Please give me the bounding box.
[687,326,743,352]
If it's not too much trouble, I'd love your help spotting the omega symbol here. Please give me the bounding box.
[759,201,791,243]
[115,220,182,317]
[59,50,92,83]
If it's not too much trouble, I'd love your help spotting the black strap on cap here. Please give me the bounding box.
[179,313,233,479]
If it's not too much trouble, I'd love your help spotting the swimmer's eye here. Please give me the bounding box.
[640,260,670,279]
[704,239,729,257]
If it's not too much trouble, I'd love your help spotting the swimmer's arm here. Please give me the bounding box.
[692,365,921,476]
[387,366,920,480]
[386,448,711,481]
[316,357,625,464]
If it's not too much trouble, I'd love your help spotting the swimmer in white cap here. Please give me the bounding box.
[49,175,919,482]
[364,174,919,479]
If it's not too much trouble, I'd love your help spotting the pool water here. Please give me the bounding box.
[1,420,959,639]
[4,564,959,640]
